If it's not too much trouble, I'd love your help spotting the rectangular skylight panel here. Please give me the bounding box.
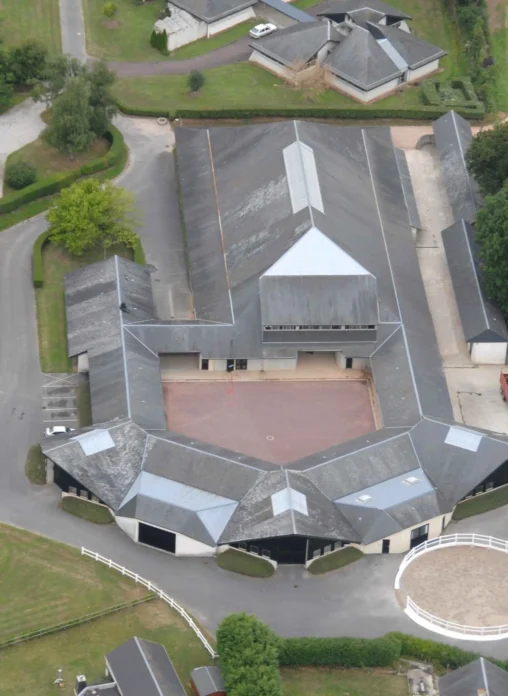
[291,488,308,516]
[300,142,324,214]
[356,494,372,503]
[272,488,291,516]
[445,426,482,452]
[73,429,115,456]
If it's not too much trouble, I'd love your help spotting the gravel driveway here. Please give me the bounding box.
[0,99,46,196]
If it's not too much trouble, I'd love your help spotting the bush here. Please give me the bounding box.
[25,444,47,484]
[103,2,117,17]
[217,613,281,696]
[133,236,146,265]
[32,229,52,287]
[60,496,114,524]
[5,160,37,190]
[279,636,401,668]
[150,29,168,54]
[188,70,205,93]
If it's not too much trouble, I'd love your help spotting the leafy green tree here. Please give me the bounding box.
[47,179,139,256]
[475,182,508,314]
[188,70,205,93]
[5,160,36,189]
[217,613,281,696]
[45,77,95,155]
[0,75,13,107]
[87,61,117,137]
[32,54,86,106]
[466,122,508,196]
[8,40,47,85]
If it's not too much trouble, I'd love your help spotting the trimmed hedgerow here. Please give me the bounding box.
[32,229,52,288]
[279,636,401,668]
[387,633,505,670]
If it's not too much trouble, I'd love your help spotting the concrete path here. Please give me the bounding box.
[60,0,87,62]
[0,99,46,196]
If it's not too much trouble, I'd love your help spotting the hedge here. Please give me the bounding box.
[422,78,483,111]
[279,636,401,668]
[0,125,126,215]
[32,229,52,288]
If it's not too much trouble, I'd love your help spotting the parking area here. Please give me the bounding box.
[41,373,84,433]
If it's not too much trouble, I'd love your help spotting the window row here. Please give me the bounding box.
[264,324,376,331]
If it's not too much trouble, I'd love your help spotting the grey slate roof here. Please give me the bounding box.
[258,0,315,23]
[191,666,225,696]
[369,22,445,69]
[442,219,508,343]
[395,148,422,230]
[170,0,256,22]
[439,657,508,696]
[317,0,411,20]
[250,21,341,68]
[106,637,186,696]
[433,110,480,223]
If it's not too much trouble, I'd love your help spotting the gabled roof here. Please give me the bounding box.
[442,219,508,343]
[106,637,186,696]
[170,0,256,22]
[191,666,226,696]
[439,657,508,696]
[369,22,446,69]
[250,20,341,68]
[395,148,422,229]
[317,0,411,20]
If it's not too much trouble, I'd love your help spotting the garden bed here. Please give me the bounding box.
[216,548,275,578]
[452,486,508,520]
[307,546,363,575]
[59,496,114,524]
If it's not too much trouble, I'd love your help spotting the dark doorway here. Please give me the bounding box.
[410,524,429,549]
[139,523,176,554]
[235,359,247,370]
[227,359,234,372]
[231,535,337,564]
[201,359,209,370]
[382,539,390,554]
[345,358,353,368]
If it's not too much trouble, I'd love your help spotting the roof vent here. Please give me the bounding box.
[356,494,372,503]
[403,476,421,486]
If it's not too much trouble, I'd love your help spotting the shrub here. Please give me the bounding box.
[150,29,168,54]
[103,2,117,17]
[279,636,401,668]
[5,160,37,190]
[32,229,52,288]
[188,70,205,93]
[388,632,483,669]
[217,613,281,696]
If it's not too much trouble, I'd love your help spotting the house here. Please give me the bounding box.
[439,657,508,696]
[191,666,226,696]
[249,0,446,102]
[42,117,508,565]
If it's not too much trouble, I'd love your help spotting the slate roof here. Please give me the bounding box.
[170,0,256,22]
[433,110,480,223]
[442,219,508,343]
[106,637,186,696]
[317,0,411,20]
[250,21,341,68]
[439,657,508,696]
[395,148,422,229]
[369,22,445,69]
[257,0,315,23]
[191,666,226,696]
[43,116,508,551]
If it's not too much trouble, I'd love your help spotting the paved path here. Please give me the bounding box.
[0,99,46,196]
[60,0,87,61]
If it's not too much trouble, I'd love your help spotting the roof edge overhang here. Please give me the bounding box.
[170,0,256,22]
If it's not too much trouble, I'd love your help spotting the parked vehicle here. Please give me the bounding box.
[249,23,277,39]
[500,371,508,401]
[45,425,75,436]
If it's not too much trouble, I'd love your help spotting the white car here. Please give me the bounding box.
[249,23,277,39]
[45,425,75,437]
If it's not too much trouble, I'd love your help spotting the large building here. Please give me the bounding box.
[42,117,508,565]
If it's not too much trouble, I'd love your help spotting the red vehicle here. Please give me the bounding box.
[500,371,508,401]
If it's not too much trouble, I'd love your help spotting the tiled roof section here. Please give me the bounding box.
[251,20,341,68]
[170,0,256,22]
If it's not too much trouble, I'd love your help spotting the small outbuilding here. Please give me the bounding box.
[191,666,226,696]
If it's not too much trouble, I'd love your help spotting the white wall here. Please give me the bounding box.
[407,59,439,82]
[115,516,139,542]
[176,533,216,556]
[208,7,255,36]
[249,50,289,78]
[359,513,453,554]
[263,358,297,370]
[470,342,507,365]
[209,359,228,371]
[326,73,400,102]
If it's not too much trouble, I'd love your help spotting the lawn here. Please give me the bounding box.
[77,381,93,426]
[36,243,132,373]
[25,444,47,484]
[216,548,275,577]
[0,524,147,645]
[281,667,408,696]
[60,496,114,524]
[0,600,213,696]
[113,62,426,112]
[452,486,508,520]
[0,0,61,52]
[307,546,363,575]
[490,3,508,112]
[3,136,110,197]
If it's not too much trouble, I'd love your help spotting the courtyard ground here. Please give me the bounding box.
[0,0,61,52]
[163,378,376,464]
[401,546,508,627]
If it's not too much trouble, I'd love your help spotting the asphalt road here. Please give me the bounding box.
[59,0,87,62]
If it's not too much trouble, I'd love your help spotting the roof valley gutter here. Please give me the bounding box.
[123,326,159,357]
[462,219,490,327]
[115,255,132,420]
[285,469,297,533]
[369,324,401,357]
[293,121,315,226]
[361,130,422,416]
[133,637,165,696]
[206,130,235,324]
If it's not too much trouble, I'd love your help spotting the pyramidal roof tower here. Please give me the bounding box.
[259,227,378,328]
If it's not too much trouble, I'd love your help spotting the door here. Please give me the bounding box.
[382,539,390,554]
[345,358,353,369]
[227,359,234,372]
[410,524,429,549]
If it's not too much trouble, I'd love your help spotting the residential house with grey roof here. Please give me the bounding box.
[42,117,508,565]
[249,0,445,102]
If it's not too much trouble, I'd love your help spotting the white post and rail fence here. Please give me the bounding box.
[394,533,508,641]
[81,547,218,658]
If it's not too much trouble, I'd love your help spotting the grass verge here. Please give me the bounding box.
[281,667,408,696]
[167,20,257,60]
[307,546,364,575]
[25,444,47,484]
[216,548,275,578]
[0,599,213,695]
[59,496,114,524]
[452,487,508,520]
[0,0,61,52]
[76,381,93,427]
[35,243,132,373]
[490,3,508,113]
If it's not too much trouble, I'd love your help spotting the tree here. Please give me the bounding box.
[32,54,86,106]
[0,75,13,108]
[87,61,117,137]
[8,40,47,85]
[47,179,139,256]
[475,182,508,314]
[188,70,205,93]
[45,77,95,155]
[466,122,508,196]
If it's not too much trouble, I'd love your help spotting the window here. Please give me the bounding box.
[345,358,353,369]
[235,359,247,370]
[263,324,376,332]
[201,359,209,371]
[411,524,429,539]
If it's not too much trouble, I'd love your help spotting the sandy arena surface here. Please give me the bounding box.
[401,546,508,626]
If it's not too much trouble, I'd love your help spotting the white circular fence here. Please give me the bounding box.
[395,533,508,641]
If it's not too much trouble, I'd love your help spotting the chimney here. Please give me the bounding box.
[76,675,87,694]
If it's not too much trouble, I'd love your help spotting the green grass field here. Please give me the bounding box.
[25,444,47,484]
[307,546,364,575]
[36,243,131,373]
[0,0,61,52]
[281,668,408,696]
[0,524,147,645]
[216,548,275,577]
[452,486,508,520]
